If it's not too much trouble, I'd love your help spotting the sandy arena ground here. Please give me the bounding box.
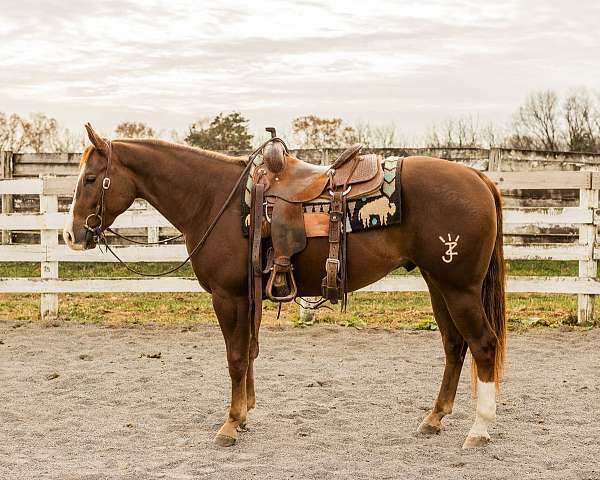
[0,321,598,480]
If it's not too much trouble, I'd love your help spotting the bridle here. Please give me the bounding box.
[83,140,113,240]
[80,138,271,276]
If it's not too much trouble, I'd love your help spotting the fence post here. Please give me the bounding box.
[578,174,598,324]
[1,151,14,244]
[488,147,502,172]
[40,176,59,321]
[148,227,160,243]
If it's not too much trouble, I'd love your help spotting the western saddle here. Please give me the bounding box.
[249,128,384,321]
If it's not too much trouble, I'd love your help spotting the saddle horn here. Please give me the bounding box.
[263,139,286,174]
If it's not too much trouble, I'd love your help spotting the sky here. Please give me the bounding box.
[1,0,599,142]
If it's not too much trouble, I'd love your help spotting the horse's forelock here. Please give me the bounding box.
[80,145,95,167]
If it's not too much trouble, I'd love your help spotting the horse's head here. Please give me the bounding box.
[63,124,136,250]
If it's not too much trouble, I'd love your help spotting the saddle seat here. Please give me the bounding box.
[260,142,384,202]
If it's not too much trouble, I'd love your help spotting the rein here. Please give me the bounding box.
[83,139,268,277]
[106,227,183,245]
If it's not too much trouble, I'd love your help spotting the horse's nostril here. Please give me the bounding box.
[65,231,72,242]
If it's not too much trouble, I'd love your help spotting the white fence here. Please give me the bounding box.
[1,172,599,323]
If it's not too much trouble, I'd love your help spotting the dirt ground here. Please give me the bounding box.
[0,322,598,480]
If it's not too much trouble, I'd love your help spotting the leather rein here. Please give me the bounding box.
[83,139,269,277]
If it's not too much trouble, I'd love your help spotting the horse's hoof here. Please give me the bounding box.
[215,434,237,447]
[417,420,441,435]
[237,422,248,432]
[462,433,490,449]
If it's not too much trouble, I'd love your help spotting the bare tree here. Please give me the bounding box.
[563,88,599,152]
[512,90,561,150]
[115,121,156,139]
[480,122,504,148]
[426,115,484,148]
[504,133,537,150]
[353,121,373,148]
[20,113,61,153]
[0,113,27,152]
[52,128,87,153]
[372,123,398,148]
[347,121,399,148]
[292,115,357,148]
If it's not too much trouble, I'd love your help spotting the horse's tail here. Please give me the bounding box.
[473,171,507,393]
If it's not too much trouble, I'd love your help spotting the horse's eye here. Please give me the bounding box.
[85,175,96,184]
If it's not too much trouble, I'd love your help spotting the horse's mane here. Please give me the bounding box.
[114,138,247,164]
[80,138,247,165]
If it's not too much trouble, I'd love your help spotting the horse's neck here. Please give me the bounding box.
[119,143,242,234]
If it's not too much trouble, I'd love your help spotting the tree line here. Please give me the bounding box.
[2,88,599,153]
[426,89,600,152]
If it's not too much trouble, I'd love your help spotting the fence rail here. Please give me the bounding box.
[1,166,600,323]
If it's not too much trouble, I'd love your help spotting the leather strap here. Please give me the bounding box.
[251,183,265,274]
[322,190,344,303]
[249,182,265,356]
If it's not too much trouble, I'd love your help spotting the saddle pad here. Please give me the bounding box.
[302,157,403,235]
[242,156,403,236]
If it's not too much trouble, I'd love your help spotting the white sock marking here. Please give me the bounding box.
[469,380,496,438]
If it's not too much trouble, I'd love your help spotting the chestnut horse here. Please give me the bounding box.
[64,125,506,449]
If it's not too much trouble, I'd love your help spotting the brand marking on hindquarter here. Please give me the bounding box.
[439,233,460,263]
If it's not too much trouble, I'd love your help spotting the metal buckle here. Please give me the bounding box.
[102,178,111,190]
[325,258,340,272]
[264,202,272,223]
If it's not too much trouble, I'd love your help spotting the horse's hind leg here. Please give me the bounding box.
[417,273,468,435]
[439,286,498,449]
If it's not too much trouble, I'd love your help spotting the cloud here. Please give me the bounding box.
[0,0,598,138]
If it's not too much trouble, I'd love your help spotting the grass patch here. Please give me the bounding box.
[0,291,589,330]
[506,260,579,277]
[0,261,594,329]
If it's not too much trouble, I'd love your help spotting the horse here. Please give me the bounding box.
[63,124,506,449]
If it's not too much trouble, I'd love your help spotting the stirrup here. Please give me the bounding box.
[265,260,298,302]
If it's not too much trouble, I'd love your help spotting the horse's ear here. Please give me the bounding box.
[84,123,109,157]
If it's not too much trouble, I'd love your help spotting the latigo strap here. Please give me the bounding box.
[249,182,265,343]
[322,190,345,303]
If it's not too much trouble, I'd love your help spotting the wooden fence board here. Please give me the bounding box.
[504,244,589,261]
[14,153,81,164]
[3,209,589,230]
[0,211,175,230]
[503,207,592,225]
[46,244,188,262]
[2,275,600,295]
[0,277,204,293]
[43,176,78,195]
[0,178,43,194]
[14,164,79,177]
[487,171,591,189]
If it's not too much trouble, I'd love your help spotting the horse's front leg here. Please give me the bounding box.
[212,293,251,447]
[246,335,259,412]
